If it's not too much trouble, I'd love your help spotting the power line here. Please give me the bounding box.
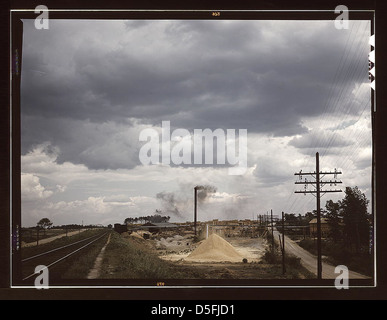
[285,21,371,216]
[300,21,369,160]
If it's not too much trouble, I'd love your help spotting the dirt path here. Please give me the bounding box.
[273,229,370,279]
[22,229,89,248]
[87,233,111,279]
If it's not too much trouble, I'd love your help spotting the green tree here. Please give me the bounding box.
[284,213,299,225]
[304,211,315,222]
[325,199,343,243]
[37,218,53,236]
[340,187,370,253]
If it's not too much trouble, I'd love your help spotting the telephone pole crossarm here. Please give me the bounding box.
[294,189,342,194]
[294,171,342,176]
[295,180,342,185]
[294,172,315,176]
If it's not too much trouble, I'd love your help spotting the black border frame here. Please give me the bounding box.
[2,0,387,300]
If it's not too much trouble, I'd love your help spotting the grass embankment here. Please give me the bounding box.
[263,232,315,279]
[99,232,188,279]
[298,239,373,276]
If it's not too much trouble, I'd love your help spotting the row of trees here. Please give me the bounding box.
[282,186,371,253]
[281,212,314,226]
[35,219,89,230]
[124,212,171,225]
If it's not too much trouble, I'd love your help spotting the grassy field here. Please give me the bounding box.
[21,228,75,243]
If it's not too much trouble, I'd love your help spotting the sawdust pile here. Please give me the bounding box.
[121,231,151,240]
[185,234,243,262]
[129,232,143,239]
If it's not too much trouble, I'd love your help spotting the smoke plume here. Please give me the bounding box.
[156,191,184,218]
[195,185,217,202]
[156,184,217,220]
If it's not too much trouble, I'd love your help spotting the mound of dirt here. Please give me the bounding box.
[185,234,243,262]
[129,232,144,239]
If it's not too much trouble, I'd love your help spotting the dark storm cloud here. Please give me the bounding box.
[21,115,142,169]
[21,19,369,170]
[288,128,354,152]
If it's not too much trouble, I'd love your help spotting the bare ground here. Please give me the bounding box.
[153,232,288,279]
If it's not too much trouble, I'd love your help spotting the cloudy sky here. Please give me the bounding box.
[20,18,372,227]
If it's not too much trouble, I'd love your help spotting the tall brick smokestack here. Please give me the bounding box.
[193,185,216,236]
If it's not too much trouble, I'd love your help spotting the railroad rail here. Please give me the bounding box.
[22,231,109,282]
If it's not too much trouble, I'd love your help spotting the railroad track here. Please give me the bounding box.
[21,231,109,283]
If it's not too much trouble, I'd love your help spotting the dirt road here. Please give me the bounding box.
[87,233,111,279]
[22,229,88,248]
[273,229,370,279]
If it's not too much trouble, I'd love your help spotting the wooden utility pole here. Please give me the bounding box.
[194,186,198,236]
[270,209,274,249]
[36,227,39,246]
[316,154,322,279]
[266,212,269,226]
[294,152,342,280]
[282,211,286,274]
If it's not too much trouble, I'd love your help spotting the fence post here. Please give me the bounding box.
[36,227,39,246]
